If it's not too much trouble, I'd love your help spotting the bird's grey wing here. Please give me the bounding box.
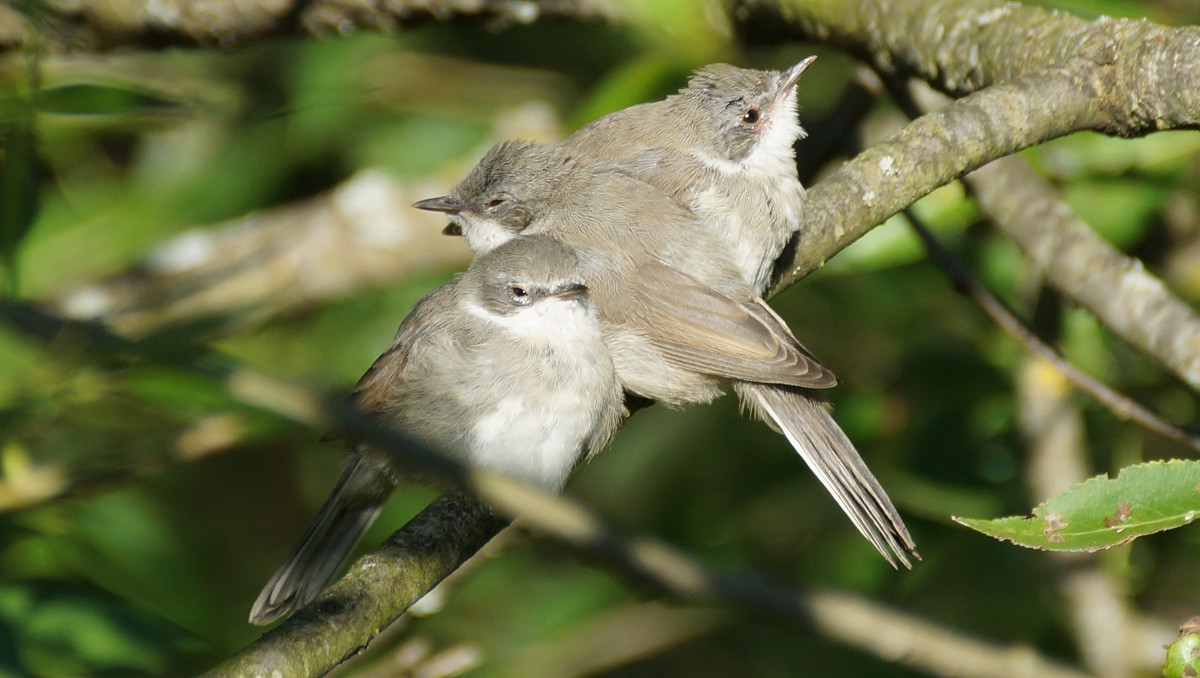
[561,102,661,162]
[322,283,459,441]
[627,260,837,388]
[583,146,700,202]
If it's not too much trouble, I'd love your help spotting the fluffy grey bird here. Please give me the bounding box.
[250,235,624,625]
[559,57,816,294]
[415,139,917,569]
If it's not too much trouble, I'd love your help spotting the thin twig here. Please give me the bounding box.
[904,209,1200,453]
[891,77,1200,394]
[876,70,1200,452]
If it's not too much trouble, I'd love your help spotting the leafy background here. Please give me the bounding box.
[2,0,1200,675]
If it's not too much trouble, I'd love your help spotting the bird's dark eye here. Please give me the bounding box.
[741,107,761,124]
[509,285,529,303]
[486,197,508,209]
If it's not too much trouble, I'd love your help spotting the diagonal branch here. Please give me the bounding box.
[5,2,1197,675]
[904,208,1200,452]
[966,154,1200,393]
[205,493,508,678]
[770,1,1200,293]
[772,50,1187,294]
[773,0,1200,131]
[210,475,1096,678]
[0,0,623,53]
[892,80,1200,394]
[0,302,1092,678]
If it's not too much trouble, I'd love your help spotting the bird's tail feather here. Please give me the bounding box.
[735,382,918,568]
[249,458,389,625]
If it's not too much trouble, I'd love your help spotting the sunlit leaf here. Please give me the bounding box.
[1164,619,1200,678]
[954,459,1200,551]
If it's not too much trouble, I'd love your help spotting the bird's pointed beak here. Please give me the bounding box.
[412,195,466,214]
[774,55,816,105]
[442,222,463,236]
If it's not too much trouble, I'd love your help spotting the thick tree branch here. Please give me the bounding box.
[0,0,622,53]
[767,2,1200,290]
[204,493,508,678]
[966,153,1200,393]
[773,58,1108,290]
[771,0,1200,133]
[50,170,469,338]
[880,80,1200,393]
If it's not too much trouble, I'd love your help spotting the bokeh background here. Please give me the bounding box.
[1,0,1199,675]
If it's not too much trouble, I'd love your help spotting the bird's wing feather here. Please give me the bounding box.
[323,284,459,441]
[629,260,836,388]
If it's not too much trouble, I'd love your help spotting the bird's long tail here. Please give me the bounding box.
[735,382,918,568]
[249,454,392,625]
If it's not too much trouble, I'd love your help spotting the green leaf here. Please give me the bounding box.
[1163,619,1200,678]
[32,83,186,117]
[954,459,1200,551]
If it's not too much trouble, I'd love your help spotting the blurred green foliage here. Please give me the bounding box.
[0,1,1198,676]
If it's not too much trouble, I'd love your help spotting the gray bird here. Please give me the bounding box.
[559,57,815,294]
[414,140,918,569]
[249,235,624,625]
